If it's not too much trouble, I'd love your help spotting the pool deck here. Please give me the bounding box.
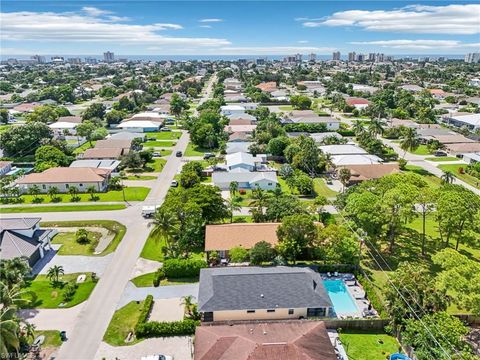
[322,273,377,319]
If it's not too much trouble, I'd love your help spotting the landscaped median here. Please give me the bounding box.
[0,204,126,213]
[41,220,126,256]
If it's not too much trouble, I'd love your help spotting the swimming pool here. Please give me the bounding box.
[323,279,359,316]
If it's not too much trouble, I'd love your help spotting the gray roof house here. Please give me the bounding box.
[212,171,278,191]
[0,218,56,266]
[198,266,333,322]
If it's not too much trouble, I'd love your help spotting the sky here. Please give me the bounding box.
[1,1,479,56]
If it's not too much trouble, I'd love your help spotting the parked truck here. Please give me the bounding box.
[141,205,160,218]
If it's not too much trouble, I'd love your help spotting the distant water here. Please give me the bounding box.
[1,54,467,62]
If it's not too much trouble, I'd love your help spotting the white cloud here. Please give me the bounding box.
[350,39,480,50]
[82,7,112,17]
[217,46,336,55]
[302,4,480,34]
[199,25,212,29]
[0,11,230,47]
[298,40,309,44]
[199,18,223,23]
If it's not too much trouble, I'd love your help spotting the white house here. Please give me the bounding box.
[221,105,246,117]
[49,121,78,135]
[442,113,480,131]
[212,171,278,191]
[117,120,161,133]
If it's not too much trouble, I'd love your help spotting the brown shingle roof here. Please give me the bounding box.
[341,163,400,182]
[95,139,132,149]
[83,148,123,159]
[58,116,82,123]
[17,167,110,184]
[205,223,280,251]
[194,321,336,360]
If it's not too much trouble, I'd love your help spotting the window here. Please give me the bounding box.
[247,310,255,313]
[288,309,294,315]
[66,184,69,188]
[79,183,83,187]
[267,309,275,313]
[42,185,46,190]
[268,183,272,186]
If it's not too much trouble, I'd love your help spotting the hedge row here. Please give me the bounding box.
[163,259,207,278]
[136,319,199,338]
[356,273,387,318]
[135,295,153,332]
[153,268,165,287]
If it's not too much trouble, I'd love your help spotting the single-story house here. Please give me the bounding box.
[124,112,166,123]
[229,132,252,142]
[0,161,13,177]
[198,266,333,322]
[346,97,370,110]
[225,142,253,154]
[95,139,132,152]
[17,167,111,193]
[340,163,400,184]
[229,118,254,126]
[212,171,278,191]
[194,321,337,360]
[0,217,57,266]
[351,84,378,94]
[49,121,78,135]
[331,154,382,166]
[310,132,344,144]
[319,144,368,156]
[428,134,475,144]
[428,89,447,99]
[224,124,257,134]
[82,147,123,160]
[205,222,280,258]
[442,113,480,131]
[255,82,277,93]
[463,153,480,164]
[445,142,480,155]
[221,105,247,117]
[116,120,161,133]
[69,159,121,174]
[227,113,257,122]
[57,115,82,123]
[12,102,41,113]
[226,152,264,172]
[109,132,145,141]
[400,84,423,93]
[285,110,340,130]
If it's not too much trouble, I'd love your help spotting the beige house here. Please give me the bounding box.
[16,167,111,193]
[198,266,333,322]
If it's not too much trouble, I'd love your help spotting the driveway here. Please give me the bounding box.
[94,337,193,360]
[33,251,113,276]
[18,304,84,334]
[118,282,199,308]
[149,298,185,322]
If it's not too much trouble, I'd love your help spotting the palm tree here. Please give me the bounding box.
[226,198,242,223]
[338,168,351,192]
[47,186,59,201]
[368,118,385,137]
[46,265,64,285]
[229,181,239,198]
[0,258,31,289]
[181,295,195,316]
[400,127,420,157]
[0,308,20,357]
[86,186,97,201]
[0,282,29,309]
[28,185,41,201]
[352,121,365,136]
[21,322,36,344]
[69,185,79,201]
[441,171,455,184]
[150,209,178,251]
[312,195,328,222]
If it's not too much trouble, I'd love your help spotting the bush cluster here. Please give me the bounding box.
[163,259,207,278]
[153,268,165,287]
[135,295,153,332]
[136,319,199,338]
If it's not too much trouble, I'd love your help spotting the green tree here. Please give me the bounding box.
[47,186,59,201]
[0,308,20,357]
[170,93,188,126]
[121,152,144,170]
[0,122,53,157]
[295,172,314,195]
[315,224,358,264]
[267,136,290,156]
[28,185,41,202]
[86,186,97,201]
[312,195,328,222]
[249,241,276,265]
[338,168,351,191]
[179,169,201,188]
[105,109,125,125]
[35,145,71,171]
[82,103,106,121]
[226,197,242,223]
[76,121,98,145]
[290,95,312,110]
[0,109,9,124]
[75,229,89,244]
[276,214,316,262]
[399,127,420,157]
[0,258,31,290]
[229,246,249,263]
[46,265,64,285]
[229,181,239,197]
[68,186,79,202]
[151,208,179,251]
[25,105,59,124]
[441,171,454,184]
[417,187,435,255]
[368,118,385,137]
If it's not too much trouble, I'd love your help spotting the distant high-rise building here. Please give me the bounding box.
[255,58,265,65]
[376,53,385,62]
[67,58,82,64]
[284,55,297,63]
[368,53,376,61]
[332,51,341,61]
[31,55,46,64]
[308,53,316,62]
[357,54,366,62]
[438,57,446,62]
[465,53,480,63]
[295,53,302,62]
[348,52,356,62]
[51,56,65,64]
[85,57,98,64]
[103,51,115,63]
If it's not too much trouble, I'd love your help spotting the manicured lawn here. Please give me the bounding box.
[0,204,126,213]
[140,230,166,262]
[125,175,157,180]
[278,105,293,111]
[42,220,126,256]
[144,140,177,147]
[161,277,199,286]
[411,144,431,155]
[185,143,217,156]
[425,156,460,162]
[21,273,97,308]
[147,131,182,140]
[51,231,101,256]
[438,164,480,189]
[145,158,166,172]
[232,215,254,223]
[72,141,96,155]
[15,187,150,204]
[103,300,144,346]
[33,330,62,348]
[339,331,400,360]
[313,178,338,198]
[131,272,198,287]
[159,149,173,157]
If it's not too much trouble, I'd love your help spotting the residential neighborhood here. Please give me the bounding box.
[0,2,480,360]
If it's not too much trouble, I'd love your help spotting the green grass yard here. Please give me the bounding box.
[278,105,293,111]
[404,165,442,188]
[411,144,431,155]
[145,158,166,172]
[125,175,157,180]
[51,231,101,256]
[425,156,460,162]
[313,178,338,198]
[43,220,126,256]
[339,331,400,360]
[131,272,198,287]
[21,273,97,308]
[33,330,62,348]
[147,131,182,140]
[72,141,96,155]
[103,300,144,346]
[438,164,480,189]
[0,204,126,213]
[139,230,166,262]
[144,140,177,148]
[185,143,217,157]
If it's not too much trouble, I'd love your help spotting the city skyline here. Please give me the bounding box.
[1,1,479,56]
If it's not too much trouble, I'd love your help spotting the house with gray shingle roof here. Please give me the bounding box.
[0,217,56,266]
[198,266,333,322]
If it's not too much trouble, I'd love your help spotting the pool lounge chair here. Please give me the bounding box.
[334,271,339,277]
[327,272,332,277]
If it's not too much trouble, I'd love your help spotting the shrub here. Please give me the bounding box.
[249,241,276,265]
[75,229,89,244]
[135,295,153,332]
[62,281,78,302]
[356,273,387,318]
[229,246,249,263]
[162,259,207,278]
[135,319,199,338]
[153,268,165,287]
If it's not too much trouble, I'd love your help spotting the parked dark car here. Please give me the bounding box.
[434,151,448,157]
[176,151,182,157]
[203,153,215,160]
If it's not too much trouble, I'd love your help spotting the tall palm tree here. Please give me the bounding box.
[0,282,29,309]
[150,209,178,250]
[68,186,79,201]
[86,186,97,201]
[28,185,41,201]
[441,171,455,184]
[249,187,269,219]
[0,308,20,357]
[226,198,242,223]
[229,181,239,198]
[368,118,385,137]
[338,168,351,192]
[181,295,195,316]
[47,186,59,201]
[46,265,64,285]
[400,127,420,157]
[352,121,365,136]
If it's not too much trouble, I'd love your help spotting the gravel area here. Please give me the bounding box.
[149,298,185,322]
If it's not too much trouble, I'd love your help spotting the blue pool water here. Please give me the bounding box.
[323,279,359,315]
